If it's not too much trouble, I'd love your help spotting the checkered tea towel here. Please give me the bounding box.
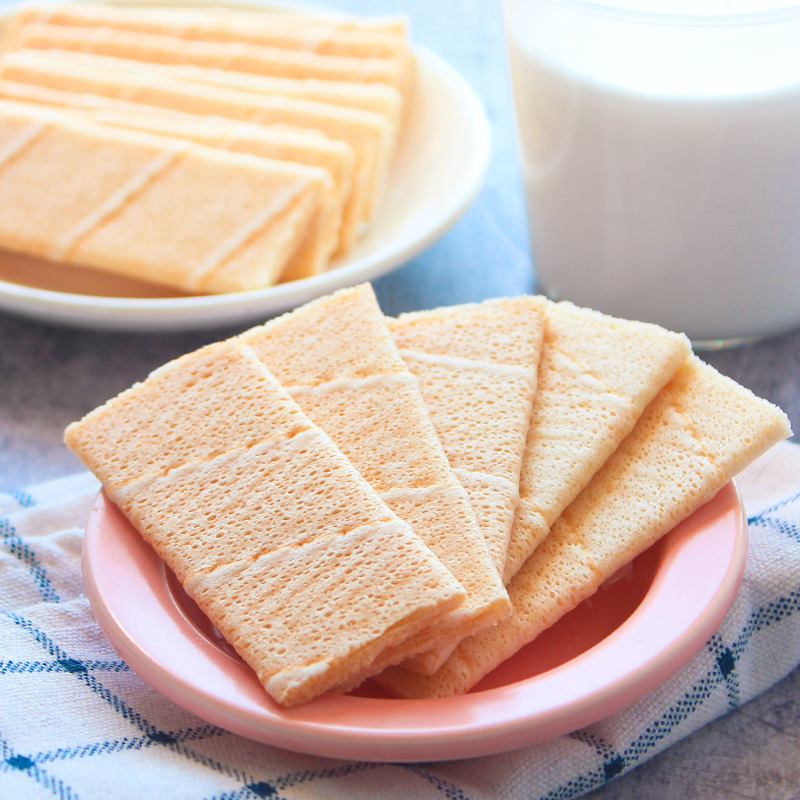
[2,441,799,800]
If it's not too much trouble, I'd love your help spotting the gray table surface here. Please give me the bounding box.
[1,0,799,796]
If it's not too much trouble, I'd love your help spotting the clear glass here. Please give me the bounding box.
[504,0,800,346]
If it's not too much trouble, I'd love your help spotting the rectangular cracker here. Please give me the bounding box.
[0,99,330,292]
[0,4,414,102]
[0,49,392,253]
[387,296,548,577]
[0,77,355,252]
[503,301,692,583]
[65,337,466,707]
[9,4,409,59]
[376,355,793,698]
[240,284,511,675]
[24,101,342,279]
[3,33,404,136]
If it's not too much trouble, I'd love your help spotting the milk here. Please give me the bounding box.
[504,0,800,344]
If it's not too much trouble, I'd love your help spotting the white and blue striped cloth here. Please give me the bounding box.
[1,442,799,800]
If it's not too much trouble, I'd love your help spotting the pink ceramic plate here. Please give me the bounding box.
[82,483,747,762]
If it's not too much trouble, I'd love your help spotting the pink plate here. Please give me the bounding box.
[82,483,747,762]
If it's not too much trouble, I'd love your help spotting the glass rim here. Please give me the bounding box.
[523,0,800,27]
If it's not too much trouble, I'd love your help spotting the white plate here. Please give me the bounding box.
[0,7,490,331]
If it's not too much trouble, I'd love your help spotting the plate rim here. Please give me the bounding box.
[0,30,491,330]
[82,481,748,762]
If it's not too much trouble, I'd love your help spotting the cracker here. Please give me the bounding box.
[0,77,355,234]
[10,4,409,59]
[241,284,511,674]
[0,49,392,252]
[377,355,792,698]
[503,301,692,583]
[0,99,329,292]
[387,296,548,576]
[38,103,342,279]
[7,40,404,139]
[65,337,466,707]
[5,4,413,100]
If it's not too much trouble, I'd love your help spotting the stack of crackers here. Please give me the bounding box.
[65,283,792,707]
[0,3,411,292]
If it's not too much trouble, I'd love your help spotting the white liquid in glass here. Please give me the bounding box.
[505,0,800,343]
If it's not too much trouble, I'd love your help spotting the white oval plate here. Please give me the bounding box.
[0,6,490,331]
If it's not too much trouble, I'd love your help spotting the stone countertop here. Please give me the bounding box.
[0,0,799,796]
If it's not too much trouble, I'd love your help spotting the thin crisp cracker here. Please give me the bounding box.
[29,102,342,279]
[4,4,414,101]
[0,99,329,292]
[2,33,404,136]
[0,49,392,253]
[65,337,466,707]
[0,77,356,257]
[503,301,692,583]
[377,355,793,698]
[8,4,409,59]
[241,284,511,675]
[387,296,548,576]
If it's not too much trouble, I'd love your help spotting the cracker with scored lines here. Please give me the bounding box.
[0,20,407,98]
[0,49,393,253]
[6,2,413,99]
[61,107,343,281]
[64,336,466,708]
[0,99,334,292]
[241,284,511,676]
[377,355,793,698]
[1,41,404,140]
[7,1,406,48]
[503,301,692,583]
[387,296,548,578]
[0,78,356,264]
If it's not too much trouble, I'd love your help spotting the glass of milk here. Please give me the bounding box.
[504,0,800,346]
